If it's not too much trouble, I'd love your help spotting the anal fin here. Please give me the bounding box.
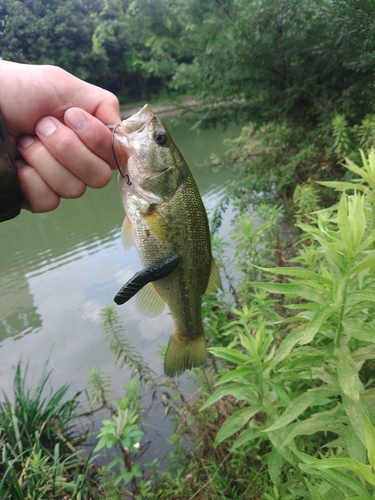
[205,258,223,293]
[136,282,165,317]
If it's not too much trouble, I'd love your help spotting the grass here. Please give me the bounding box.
[0,362,94,500]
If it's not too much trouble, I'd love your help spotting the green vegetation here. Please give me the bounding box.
[4,154,375,498]
[0,153,375,499]
[3,0,375,498]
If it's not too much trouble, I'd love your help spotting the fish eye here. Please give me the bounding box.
[154,130,168,146]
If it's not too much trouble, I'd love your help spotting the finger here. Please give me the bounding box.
[17,134,87,198]
[35,116,113,188]
[64,108,127,170]
[16,160,60,213]
[0,62,122,135]
[89,88,122,125]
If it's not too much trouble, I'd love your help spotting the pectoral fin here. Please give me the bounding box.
[114,254,180,306]
[205,258,223,293]
[121,216,134,252]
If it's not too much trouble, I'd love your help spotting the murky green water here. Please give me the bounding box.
[0,116,240,463]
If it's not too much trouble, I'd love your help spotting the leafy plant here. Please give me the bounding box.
[202,150,375,498]
[87,307,163,499]
[93,379,152,499]
[293,184,321,220]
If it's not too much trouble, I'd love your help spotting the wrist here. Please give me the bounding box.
[0,110,22,221]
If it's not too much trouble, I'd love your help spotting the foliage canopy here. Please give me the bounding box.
[1,0,375,122]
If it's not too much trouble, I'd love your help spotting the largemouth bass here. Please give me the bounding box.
[114,104,222,377]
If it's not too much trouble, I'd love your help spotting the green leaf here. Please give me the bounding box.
[300,465,371,498]
[270,325,306,368]
[346,291,375,307]
[345,497,373,500]
[287,353,325,371]
[268,448,283,487]
[353,344,375,363]
[357,228,375,253]
[214,406,262,447]
[215,366,255,385]
[343,395,366,446]
[337,193,366,251]
[294,450,371,497]
[343,318,375,343]
[335,346,362,402]
[299,304,338,344]
[325,247,349,273]
[231,427,263,450]
[263,379,291,406]
[265,387,337,432]
[200,383,260,412]
[317,181,367,192]
[251,282,328,303]
[281,406,347,447]
[347,422,367,463]
[267,426,296,464]
[306,458,375,486]
[208,346,249,365]
[252,266,332,285]
[292,449,320,464]
[362,410,375,470]
[344,158,372,185]
[351,253,375,275]
[304,479,325,500]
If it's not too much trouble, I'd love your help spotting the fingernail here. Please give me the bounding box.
[37,117,57,137]
[65,108,88,131]
[18,135,35,149]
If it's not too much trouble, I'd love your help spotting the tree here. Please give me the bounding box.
[168,0,375,126]
[91,0,187,101]
[0,0,107,82]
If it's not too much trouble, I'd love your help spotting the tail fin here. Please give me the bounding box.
[164,332,207,377]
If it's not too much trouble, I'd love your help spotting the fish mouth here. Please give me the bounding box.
[118,104,154,136]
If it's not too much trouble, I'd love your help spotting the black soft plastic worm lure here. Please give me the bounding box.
[114,254,180,305]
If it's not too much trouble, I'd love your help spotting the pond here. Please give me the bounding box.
[0,113,240,465]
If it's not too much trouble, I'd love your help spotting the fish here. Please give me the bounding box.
[113,104,222,377]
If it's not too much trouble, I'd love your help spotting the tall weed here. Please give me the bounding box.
[204,150,375,498]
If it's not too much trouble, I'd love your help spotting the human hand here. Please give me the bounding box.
[0,61,126,212]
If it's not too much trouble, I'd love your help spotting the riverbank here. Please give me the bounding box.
[120,97,198,119]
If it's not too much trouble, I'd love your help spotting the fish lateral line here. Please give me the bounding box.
[114,254,180,305]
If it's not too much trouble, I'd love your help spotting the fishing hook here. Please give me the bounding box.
[110,124,132,186]
[111,123,126,179]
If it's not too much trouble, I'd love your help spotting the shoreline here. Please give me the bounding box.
[120,97,198,119]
